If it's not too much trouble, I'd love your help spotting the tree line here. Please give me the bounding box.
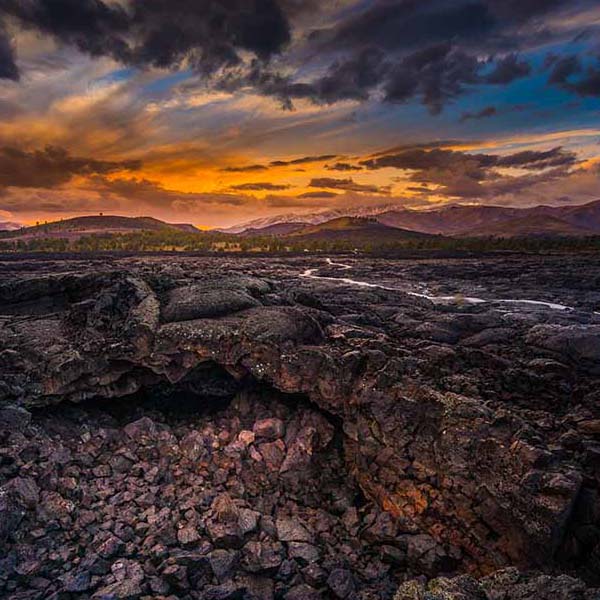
[2,230,600,254]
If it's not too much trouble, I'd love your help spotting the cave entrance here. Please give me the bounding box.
[2,368,407,600]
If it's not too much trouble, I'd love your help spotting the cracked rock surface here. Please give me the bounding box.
[1,254,600,599]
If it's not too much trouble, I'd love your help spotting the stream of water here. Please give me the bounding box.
[300,258,574,312]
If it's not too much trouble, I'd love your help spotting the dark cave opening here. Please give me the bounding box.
[2,366,408,600]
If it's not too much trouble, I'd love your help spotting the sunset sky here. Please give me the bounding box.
[1,0,600,227]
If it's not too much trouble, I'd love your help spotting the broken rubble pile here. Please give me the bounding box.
[0,391,406,599]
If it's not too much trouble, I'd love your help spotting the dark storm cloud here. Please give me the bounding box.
[0,23,18,81]
[220,48,389,107]
[309,177,385,194]
[231,182,291,191]
[1,0,597,113]
[311,0,567,54]
[570,70,600,97]
[547,55,600,98]
[164,0,568,113]
[309,47,390,103]
[0,146,141,189]
[361,146,577,172]
[293,0,578,111]
[486,0,565,20]
[219,154,338,174]
[360,145,579,198]
[460,106,497,122]
[459,103,530,123]
[362,148,492,172]
[483,54,530,84]
[1,0,290,78]
[221,47,387,108]
[383,44,482,114]
[494,148,578,170]
[311,1,492,53]
[381,46,529,112]
[215,59,307,110]
[220,42,531,113]
[548,55,582,85]
[369,141,467,157]
[269,154,338,166]
[1,0,131,67]
[326,162,363,171]
[297,190,339,198]
[221,164,268,173]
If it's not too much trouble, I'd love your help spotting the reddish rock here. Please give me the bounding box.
[253,418,285,440]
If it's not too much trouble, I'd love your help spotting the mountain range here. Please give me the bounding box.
[230,199,600,238]
[286,216,433,243]
[220,204,403,234]
[2,199,600,243]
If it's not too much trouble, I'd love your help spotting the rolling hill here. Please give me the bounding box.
[553,199,600,231]
[463,214,598,238]
[376,205,522,235]
[239,222,306,236]
[0,215,199,240]
[288,216,436,242]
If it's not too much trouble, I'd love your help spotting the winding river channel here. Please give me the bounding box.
[300,258,576,312]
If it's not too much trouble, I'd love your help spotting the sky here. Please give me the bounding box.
[0,1,600,227]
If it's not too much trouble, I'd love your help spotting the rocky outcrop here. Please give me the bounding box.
[1,255,600,598]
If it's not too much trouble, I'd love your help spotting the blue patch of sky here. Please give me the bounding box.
[90,67,136,88]
[445,42,600,138]
[142,69,195,97]
[344,99,457,149]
